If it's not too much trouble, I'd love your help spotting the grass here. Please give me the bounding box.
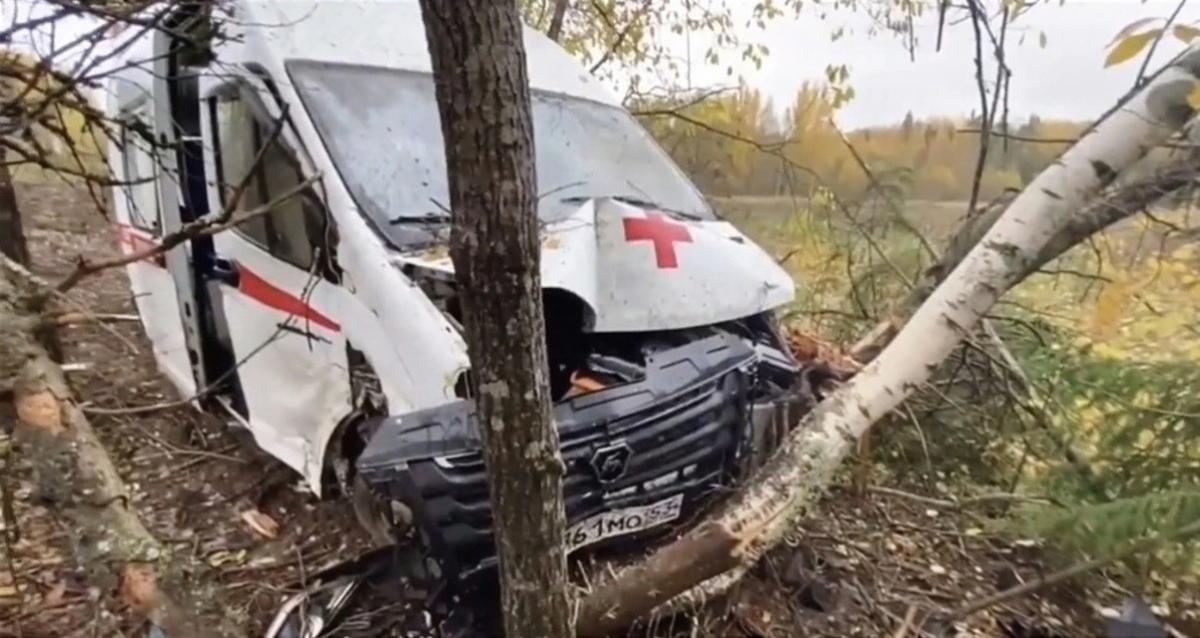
[721,193,1200,581]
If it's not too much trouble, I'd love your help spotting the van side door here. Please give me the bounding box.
[200,77,352,492]
[109,101,198,397]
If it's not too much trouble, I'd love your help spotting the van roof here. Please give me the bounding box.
[233,0,618,106]
[106,1,621,111]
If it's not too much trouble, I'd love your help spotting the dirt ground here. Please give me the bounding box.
[1,181,377,637]
[3,181,1198,638]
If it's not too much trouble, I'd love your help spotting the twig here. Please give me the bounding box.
[83,260,324,416]
[891,605,919,638]
[1135,0,1188,89]
[966,0,991,218]
[588,0,650,74]
[634,106,922,291]
[936,0,948,51]
[48,311,140,327]
[867,485,1059,510]
[958,128,1075,145]
[833,125,939,260]
[946,517,1200,621]
[0,253,141,354]
[54,106,295,293]
[55,173,317,293]
[979,320,1101,492]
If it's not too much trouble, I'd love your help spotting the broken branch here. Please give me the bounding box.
[575,45,1200,637]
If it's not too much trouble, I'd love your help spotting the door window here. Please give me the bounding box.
[209,86,335,276]
[120,115,162,234]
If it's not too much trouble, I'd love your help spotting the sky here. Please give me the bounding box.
[683,0,1200,128]
[4,0,1198,129]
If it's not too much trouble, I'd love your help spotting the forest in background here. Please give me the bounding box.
[638,84,1088,203]
[633,80,1200,595]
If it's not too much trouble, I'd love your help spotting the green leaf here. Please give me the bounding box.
[1174,23,1200,43]
[1105,30,1161,68]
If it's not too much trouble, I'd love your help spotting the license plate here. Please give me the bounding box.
[566,494,684,552]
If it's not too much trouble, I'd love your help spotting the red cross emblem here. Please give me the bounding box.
[622,212,692,269]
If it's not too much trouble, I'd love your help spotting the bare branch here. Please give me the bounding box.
[1134,0,1188,88]
[55,172,318,293]
[54,106,296,292]
[589,0,651,75]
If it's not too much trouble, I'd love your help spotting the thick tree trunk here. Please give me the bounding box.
[850,150,1200,362]
[575,46,1200,637]
[0,260,243,637]
[418,3,573,638]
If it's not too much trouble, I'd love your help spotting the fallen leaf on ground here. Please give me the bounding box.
[42,580,66,607]
[241,509,280,539]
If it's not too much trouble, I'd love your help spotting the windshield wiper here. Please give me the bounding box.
[388,213,450,225]
[388,198,453,225]
[560,194,705,221]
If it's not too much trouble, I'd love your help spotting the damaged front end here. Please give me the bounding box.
[354,313,818,580]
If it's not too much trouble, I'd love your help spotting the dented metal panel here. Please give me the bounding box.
[103,2,806,564]
[357,331,809,578]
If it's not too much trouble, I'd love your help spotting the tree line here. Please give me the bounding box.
[637,84,1088,203]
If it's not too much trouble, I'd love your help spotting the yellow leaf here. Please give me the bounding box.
[1105,30,1161,68]
[1090,279,1132,340]
[1111,17,1161,45]
[1188,83,1200,110]
[1175,24,1200,42]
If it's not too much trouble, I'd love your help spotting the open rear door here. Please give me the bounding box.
[147,27,215,393]
[108,89,196,396]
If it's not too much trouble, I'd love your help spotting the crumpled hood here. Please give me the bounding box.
[391,198,794,332]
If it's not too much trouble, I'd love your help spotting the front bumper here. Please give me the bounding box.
[356,332,807,579]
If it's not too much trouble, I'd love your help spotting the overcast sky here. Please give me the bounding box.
[684,0,1200,128]
[5,0,1198,129]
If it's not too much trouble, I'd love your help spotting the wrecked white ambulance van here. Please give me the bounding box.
[104,0,813,578]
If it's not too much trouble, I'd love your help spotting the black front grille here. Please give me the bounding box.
[407,369,747,573]
[356,332,784,578]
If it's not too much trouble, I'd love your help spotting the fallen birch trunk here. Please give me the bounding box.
[576,47,1200,637]
[1,259,243,638]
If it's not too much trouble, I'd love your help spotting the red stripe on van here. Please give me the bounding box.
[114,224,166,267]
[236,264,341,333]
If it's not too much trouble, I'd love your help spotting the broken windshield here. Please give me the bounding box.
[287,60,714,247]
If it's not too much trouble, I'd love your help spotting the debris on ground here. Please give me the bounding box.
[4,182,1199,637]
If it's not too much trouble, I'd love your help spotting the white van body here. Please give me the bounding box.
[104,0,803,577]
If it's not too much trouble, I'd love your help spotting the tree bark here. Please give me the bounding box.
[849,150,1200,362]
[0,259,244,638]
[547,0,570,42]
[575,46,1200,637]
[418,3,573,638]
